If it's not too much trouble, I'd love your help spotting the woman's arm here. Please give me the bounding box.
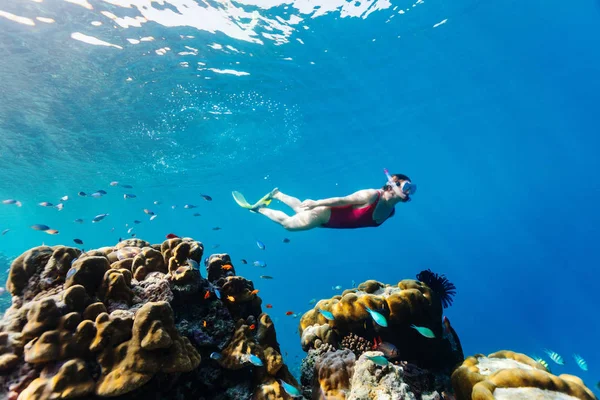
[312,189,379,208]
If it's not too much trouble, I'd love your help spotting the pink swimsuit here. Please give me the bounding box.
[322,191,395,229]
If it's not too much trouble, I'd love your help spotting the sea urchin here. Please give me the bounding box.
[416,269,456,309]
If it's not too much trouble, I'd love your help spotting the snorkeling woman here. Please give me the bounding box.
[232,170,416,232]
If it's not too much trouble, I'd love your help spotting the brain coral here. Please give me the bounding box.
[451,350,597,400]
[299,279,462,371]
[0,238,295,400]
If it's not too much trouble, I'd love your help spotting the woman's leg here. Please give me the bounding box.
[265,188,303,212]
[258,207,330,231]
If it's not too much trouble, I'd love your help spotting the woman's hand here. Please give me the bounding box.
[299,199,319,210]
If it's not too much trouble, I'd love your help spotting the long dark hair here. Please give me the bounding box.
[382,173,412,202]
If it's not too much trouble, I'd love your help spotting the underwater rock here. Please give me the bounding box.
[299,279,463,372]
[0,239,295,400]
[452,350,596,400]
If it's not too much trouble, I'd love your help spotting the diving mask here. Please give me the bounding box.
[383,168,416,198]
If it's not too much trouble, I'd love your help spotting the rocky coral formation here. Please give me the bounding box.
[0,238,298,400]
[298,279,464,399]
[299,279,463,372]
[452,350,597,400]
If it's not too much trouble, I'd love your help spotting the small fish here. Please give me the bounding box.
[66,267,77,278]
[153,200,161,205]
[373,338,399,359]
[240,259,248,264]
[253,261,266,268]
[187,259,199,269]
[200,194,212,201]
[260,275,273,279]
[73,238,83,245]
[166,233,179,239]
[193,213,201,217]
[110,181,119,186]
[285,311,294,316]
[131,233,136,237]
[214,289,221,299]
[318,308,335,321]
[175,266,188,274]
[411,324,435,338]
[92,213,109,223]
[60,195,69,201]
[90,192,104,198]
[39,201,54,207]
[249,324,256,330]
[283,238,290,243]
[222,264,233,271]
[55,203,64,211]
[212,244,220,249]
[227,295,235,302]
[256,240,266,250]
[573,354,587,371]
[171,205,177,209]
[45,229,59,235]
[203,320,207,328]
[210,352,222,361]
[266,304,273,309]
[544,349,564,365]
[1,229,9,235]
[351,279,356,288]
[150,215,157,221]
[184,204,197,209]
[133,220,141,224]
[365,307,388,327]
[332,285,342,290]
[78,191,87,197]
[143,209,154,215]
[279,380,301,398]
[2,199,22,206]
[366,355,389,366]
[242,354,263,367]
[127,227,134,234]
[308,298,317,305]
[124,194,136,199]
[204,291,211,300]
[250,289,259,295]
[120,184,133,189]
[212,227,221,231]
[97,190,107,195]
[74,218,84,224]
[532,356,550,371]
[31,224,50,231]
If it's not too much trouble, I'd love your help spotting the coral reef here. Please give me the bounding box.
[299,279,463,372]
[0,238,298,400]
[452,350,597,400]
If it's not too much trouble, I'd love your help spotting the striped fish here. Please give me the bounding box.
[531,355,551,372]
[573,354,588,371]
[543,349,564,365]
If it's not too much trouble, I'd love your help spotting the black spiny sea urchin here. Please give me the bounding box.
[416,269,456,309]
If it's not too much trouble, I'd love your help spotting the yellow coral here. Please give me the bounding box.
[452,350,596,400]
[6,246,53,295]
[131,247,166,280]
[95,301,200,397]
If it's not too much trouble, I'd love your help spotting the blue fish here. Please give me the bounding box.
[365,306,388,327]
[318,308,335,321]
[187,259,199,269]
[573,354,587,371]
[123,194,136,199]
[243,354,263,367]
[544,349,564,365]
[253,261,267,268]
[411,324,435,338]
[214,289,221,300]
[210,352,222,360]
[256,240,266,250]
[366,355,389,366]
[279,380,301,397]
[66,267,77,279]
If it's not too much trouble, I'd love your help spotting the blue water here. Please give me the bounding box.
[1,0,600,388]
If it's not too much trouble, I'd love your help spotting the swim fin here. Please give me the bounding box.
[232,191,273,211]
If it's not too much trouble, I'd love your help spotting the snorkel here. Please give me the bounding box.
[383,168,416,200]
[384,168,405,198]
